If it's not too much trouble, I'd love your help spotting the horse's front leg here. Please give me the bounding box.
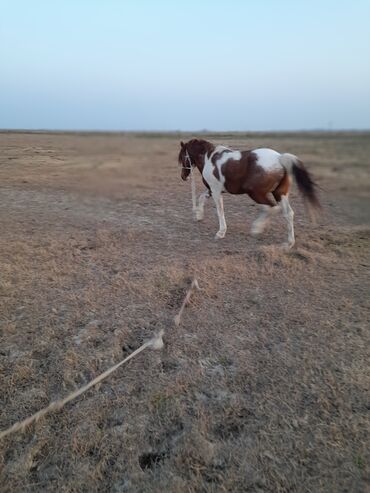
[213,193,227,239]
[195,190,210,221]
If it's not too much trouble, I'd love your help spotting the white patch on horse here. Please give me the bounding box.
[279,153,299,172]
[214,145,229,153]
[253,148,282,171]
[203,148,226,191]
[216,149,242,167]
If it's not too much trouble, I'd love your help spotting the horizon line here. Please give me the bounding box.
[1,127,370,135]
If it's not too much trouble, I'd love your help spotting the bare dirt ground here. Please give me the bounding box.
[0,131,369,492]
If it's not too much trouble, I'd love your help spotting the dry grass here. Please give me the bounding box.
[0,131,369,492]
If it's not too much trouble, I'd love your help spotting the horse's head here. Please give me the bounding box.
[178,141,193,181]
[178,139,213,181]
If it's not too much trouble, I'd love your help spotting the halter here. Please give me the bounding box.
[183,149,194,170]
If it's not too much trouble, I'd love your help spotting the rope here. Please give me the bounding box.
[0,331,164,440]
[0,279,200,439]
[184,149,197,213]
[174,278,200,327]
[190,165,197,213]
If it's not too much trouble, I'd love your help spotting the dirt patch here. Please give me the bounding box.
[0,131,369,492]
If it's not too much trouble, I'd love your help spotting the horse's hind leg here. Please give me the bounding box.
[273,173,294,248]
[251,204,281,236]
[281,195,295,248]
[249,192,278,236]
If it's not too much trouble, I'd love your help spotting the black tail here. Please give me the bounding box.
[292,161,321,209]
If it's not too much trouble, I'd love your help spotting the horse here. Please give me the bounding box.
[178,139,320,248]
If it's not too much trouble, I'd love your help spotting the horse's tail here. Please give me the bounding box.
[280,153,321,210]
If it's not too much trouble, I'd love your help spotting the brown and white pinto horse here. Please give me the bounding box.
[178,139,320,248]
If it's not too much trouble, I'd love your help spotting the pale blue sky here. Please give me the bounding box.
[1,0,370,131]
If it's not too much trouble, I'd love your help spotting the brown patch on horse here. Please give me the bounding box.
[219,151,259,194]
[272,171,290,202]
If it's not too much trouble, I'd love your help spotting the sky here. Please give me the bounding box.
[1,0,370,131]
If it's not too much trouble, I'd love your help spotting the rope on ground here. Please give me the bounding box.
[0,278,200,440]
[0,331,163,440]
[174,278,200,327]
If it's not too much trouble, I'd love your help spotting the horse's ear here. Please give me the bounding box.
[180,141,185,149]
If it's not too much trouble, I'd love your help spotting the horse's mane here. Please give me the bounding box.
[182,139,215,160]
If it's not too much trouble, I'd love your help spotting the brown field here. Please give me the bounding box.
[0,131,369,492]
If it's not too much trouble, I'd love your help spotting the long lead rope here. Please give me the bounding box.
[190,165,197,213]
[0,278,200,440]
[0,333,164,440]
[185,150,197,213]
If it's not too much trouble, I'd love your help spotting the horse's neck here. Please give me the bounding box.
[195,159,205,174]
[195,145,215,174]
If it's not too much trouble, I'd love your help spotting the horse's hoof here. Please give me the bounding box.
[281,242,294,251]
[215,231,226,239]
[251,224,264,236]
[195,213,204,221]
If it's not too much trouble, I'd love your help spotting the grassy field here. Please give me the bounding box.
[0,131,369,492]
